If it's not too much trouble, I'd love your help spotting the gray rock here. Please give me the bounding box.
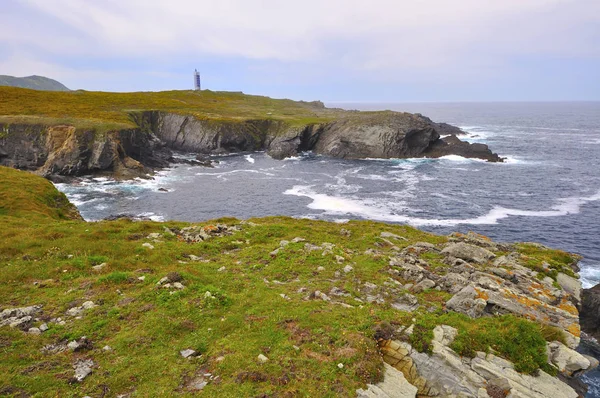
[8,316,32,329]
[548,341,591,376]
[39,323,48,332]
[380,232,407,241]
[67,301,96,317]
[335,255,345,264]
[445,285,487,318]
[411,278,435,293]
[0,305,42,329]
[67,340,81,351]
[438,273,469,294]
[180,349,197,358]
[413,241,436,250]
[343,265,354,273]
[304,243,321,252]
[142,242,154,249]
[28,327,41,335]
[441,242,496,264]
[471,353,577,398]
[92,263,107,271]
[391,294,420,312]
[73,359,94,382]
[356,363,418,397]
[257,354,269,363]
[311,290,331,302]
[432,325,458,346]
[556,273,581,304]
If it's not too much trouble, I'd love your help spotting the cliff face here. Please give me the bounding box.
[144,111,502,162]
[0,111,502,179]
[0,122,171,180]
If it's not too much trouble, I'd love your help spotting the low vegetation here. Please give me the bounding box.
[0,167,578,396]
[0,86,343,130]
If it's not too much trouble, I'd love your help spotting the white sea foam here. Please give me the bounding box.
[245,154,255,164]
[195,169,275,179]
[438,155,488,163]
[137,212,165,222]
[580,265,600,288]
[285,185,600,227]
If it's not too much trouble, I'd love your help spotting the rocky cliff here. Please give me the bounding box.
[144,111,502,161]
[0,111,502,180]
[0,122,172,181]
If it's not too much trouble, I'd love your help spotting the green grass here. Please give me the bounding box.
[516,243,579,279]
[409,312,562,374]
[0,167,81,221]
[0,167,577,396]
[0,86,343,129]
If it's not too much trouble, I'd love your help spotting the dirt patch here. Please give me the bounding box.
[236,371,268,383]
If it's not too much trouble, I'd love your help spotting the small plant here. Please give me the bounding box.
[88,255,108,266]
[99,271,129,284]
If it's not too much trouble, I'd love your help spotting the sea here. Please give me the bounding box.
[54,101,600,394]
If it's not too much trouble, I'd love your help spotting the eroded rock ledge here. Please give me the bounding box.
[0,110,502,180]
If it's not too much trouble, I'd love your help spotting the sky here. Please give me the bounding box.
[1,0,599,102]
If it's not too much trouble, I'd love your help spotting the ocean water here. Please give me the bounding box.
[55,101,600,286]
[54,101,600,394]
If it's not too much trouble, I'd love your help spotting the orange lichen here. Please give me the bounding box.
[475,288,489,301]
[469,232,492,242]
[567,323,581,338]
[558,298,579,316]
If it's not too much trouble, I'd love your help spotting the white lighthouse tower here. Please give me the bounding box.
[193,69,201,91]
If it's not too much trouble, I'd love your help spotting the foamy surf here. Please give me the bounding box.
[244,154,255,164]
[580,265,600,288]
[285,185,600,227]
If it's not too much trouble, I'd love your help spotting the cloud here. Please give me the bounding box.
[14,0,600,64]
[1,0,598,98]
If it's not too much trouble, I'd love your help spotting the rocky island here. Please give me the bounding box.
[0,87,502,181]
[0,166,598,397]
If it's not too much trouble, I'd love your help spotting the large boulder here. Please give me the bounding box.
[445,285,487,318]
[581,283,600,340]
[356,363,418,398]
[441,242,496,264]
[422,134,504,162]
[548,341,591,376]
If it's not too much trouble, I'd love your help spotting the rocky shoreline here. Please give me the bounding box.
[0,110,502,181]
[0,165,598,397]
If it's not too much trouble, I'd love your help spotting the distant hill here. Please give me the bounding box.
[0,75,69,91]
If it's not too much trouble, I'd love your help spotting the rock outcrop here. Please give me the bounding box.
[1,110,503,179]
[0,122,172,180]
[376,325,588,398]
[581,284,600,340]
[144,111,502,162]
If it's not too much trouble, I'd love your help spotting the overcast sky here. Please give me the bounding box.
[1,0,599,101]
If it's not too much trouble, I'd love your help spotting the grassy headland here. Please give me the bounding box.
[0,86,344,131]
[0,167,581,397]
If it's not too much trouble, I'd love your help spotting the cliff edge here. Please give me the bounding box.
[0,87,502,180]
